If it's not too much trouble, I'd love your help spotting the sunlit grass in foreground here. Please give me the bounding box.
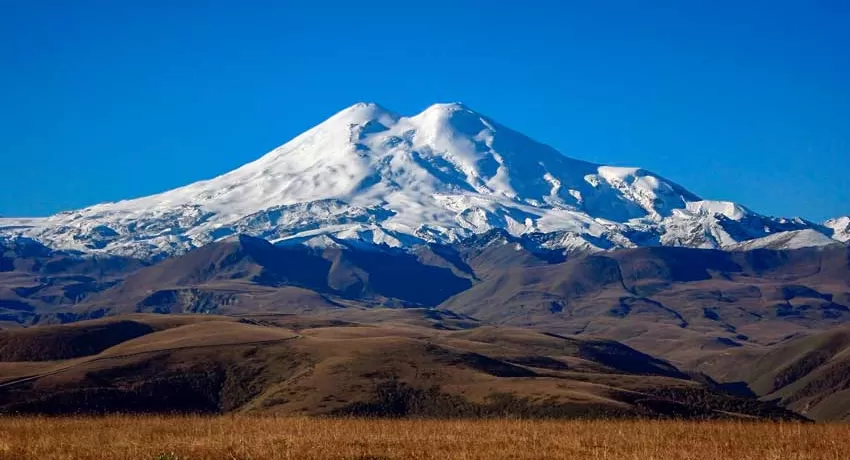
[0,416,848,459]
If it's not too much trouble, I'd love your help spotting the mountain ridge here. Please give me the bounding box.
[0,102,844,258]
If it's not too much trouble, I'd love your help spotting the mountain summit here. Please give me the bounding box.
[0,103,841,258]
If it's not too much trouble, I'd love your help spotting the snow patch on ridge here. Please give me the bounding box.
[826,217,850,243]
[725,229,839,251]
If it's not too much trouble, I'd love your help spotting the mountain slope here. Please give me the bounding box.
[696,326,850,421]
[14,233,845,368]
[69,235,474,319]
[826,217,850,243]
[441,244,850,363]
[0,235,146,324]
[0,102,841,258]
[724,229,841,251]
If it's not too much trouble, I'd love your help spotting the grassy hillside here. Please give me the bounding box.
[697,326,850,421]
[0,314,796,419]
[441,245,850,363]
[0,314,229,361]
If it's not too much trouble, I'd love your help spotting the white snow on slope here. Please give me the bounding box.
[0,102,842,257]
[826,217,850,243]
[725,229,839,251]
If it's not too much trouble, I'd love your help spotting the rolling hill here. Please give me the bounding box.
[696,326,850,421]
[0,314,798,420]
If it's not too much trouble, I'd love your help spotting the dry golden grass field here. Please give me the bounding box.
[0,416,848,460]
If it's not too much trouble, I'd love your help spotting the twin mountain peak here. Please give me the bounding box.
[1,102,847,258]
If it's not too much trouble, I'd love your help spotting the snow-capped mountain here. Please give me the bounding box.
[0,102,842,258]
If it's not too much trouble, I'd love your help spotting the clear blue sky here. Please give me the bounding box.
[1,1,848,221]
